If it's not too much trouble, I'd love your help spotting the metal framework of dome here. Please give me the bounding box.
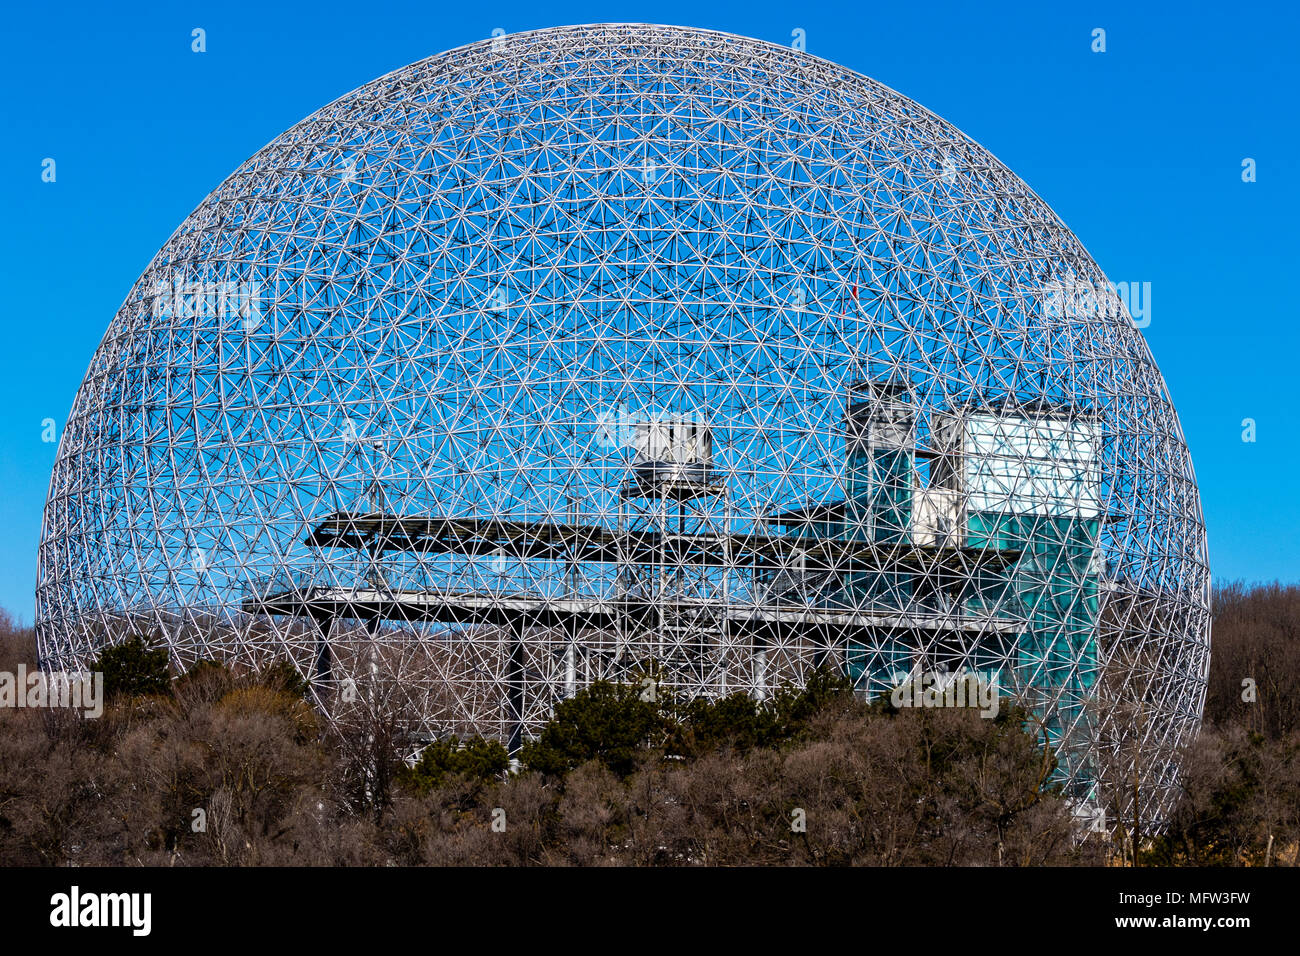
[36,23,1210,828]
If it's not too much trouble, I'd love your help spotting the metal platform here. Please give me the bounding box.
[242,584,1023,636]
[302,511,1022,573]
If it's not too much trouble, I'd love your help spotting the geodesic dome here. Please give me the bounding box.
[37,23,1209,823]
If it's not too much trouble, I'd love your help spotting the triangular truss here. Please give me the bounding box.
[35,24,1209,829]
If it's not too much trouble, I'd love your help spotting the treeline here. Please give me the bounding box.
[0,620,1094,865]
[1145,582,1300,865]
[0,580,1297,866]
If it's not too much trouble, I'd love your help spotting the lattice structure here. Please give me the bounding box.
[36,24,1210,826]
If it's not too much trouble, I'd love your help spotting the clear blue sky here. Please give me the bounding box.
[1,0,1296,623]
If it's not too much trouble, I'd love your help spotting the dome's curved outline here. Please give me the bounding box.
[37,23,1210,829]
